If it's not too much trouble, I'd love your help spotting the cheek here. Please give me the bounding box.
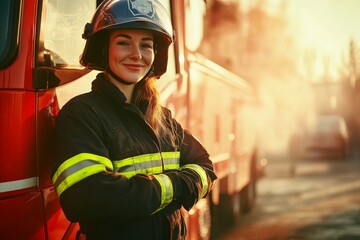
[108,47,118,63]
[108,44,125,63]
[145,52,155,66]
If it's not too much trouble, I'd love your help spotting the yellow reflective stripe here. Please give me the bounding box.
[114,153,162,178]
[120,166,163,179]
[163,164,180,171]
[162,152,181,171]
[52,153,113,197]
[52,153,113,184]
[181,164,209,199]
[56,165,106,196]
[113,152,180,179]
[114,153,161,169]
[162,151,180,160]
[151,174,173,214]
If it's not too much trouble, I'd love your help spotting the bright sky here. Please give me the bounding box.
[287,0,360,78]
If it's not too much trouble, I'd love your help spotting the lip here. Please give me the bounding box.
[123,64,144,71]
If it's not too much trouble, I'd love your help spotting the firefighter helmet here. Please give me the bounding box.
[80,0,174,78]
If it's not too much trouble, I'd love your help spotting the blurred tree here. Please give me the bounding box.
[198,0,309,157]
[340,39,360,87]
[199,0,298,85]
[198,0,243,75]
[339,39,360,156]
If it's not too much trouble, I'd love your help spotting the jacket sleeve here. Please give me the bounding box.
[51,100,182,222]
[176,122,218,210]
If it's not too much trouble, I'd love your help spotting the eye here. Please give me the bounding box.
[116,41,129,46]
[141,43,153,49]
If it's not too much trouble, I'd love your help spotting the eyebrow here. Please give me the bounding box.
[114,34,153,41]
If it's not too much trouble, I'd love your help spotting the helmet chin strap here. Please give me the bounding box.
[107,66,133,85]
[106,65,155,85]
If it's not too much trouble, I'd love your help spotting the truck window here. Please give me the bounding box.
[39,0,96,67]
[156,0,177,93]
[185,0,206,51]
[0,0,21,69]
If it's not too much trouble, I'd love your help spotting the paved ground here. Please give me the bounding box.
[216,158,360,240]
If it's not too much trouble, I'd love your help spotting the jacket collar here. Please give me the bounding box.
[92,72,127,106]
[91,72,149,117]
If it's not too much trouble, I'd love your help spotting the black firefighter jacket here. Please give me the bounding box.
[51,73,217,240]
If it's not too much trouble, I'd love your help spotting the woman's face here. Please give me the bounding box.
[108,29,155,84]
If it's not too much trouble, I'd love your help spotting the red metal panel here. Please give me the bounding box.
[0,192,45,240]
[0,0,36,90]
[42,187,78,240]
[0,0,85,239]
[36,89,58,188]
[0,90,36,197]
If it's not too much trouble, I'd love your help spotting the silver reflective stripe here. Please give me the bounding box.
[117,159,163,173]
[53,160,111,190]
[0,177,38,193]
[151,174,173,214]
[114,152,180,178]
[162,153,180,171]
[52,153,114,196]
[181,164,209,199]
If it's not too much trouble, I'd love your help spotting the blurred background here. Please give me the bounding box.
[191,0,360,161]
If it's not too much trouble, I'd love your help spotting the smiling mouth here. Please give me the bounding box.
[123,64,143,71]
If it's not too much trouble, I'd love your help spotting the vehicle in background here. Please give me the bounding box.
[0,0,261,239]
[303,115,350,159]
[290,115,350,160]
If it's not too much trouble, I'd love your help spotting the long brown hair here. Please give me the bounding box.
[131,77,177,147]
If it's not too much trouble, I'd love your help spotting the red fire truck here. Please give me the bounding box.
[0,0,261,239]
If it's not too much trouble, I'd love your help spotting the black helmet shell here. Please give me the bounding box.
[80,0,174,78]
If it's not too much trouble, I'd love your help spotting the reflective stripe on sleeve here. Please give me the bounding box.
[162,152,181,171]
[151,174,173,214]
[52,153,114,197]
[113,152,180,178]
[181,164,209,199]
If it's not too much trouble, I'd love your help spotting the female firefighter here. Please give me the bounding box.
[51,0,217,239]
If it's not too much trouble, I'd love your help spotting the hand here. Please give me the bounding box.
[178,171,199,211]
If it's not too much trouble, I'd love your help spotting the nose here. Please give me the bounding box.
[129,45,142,60]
